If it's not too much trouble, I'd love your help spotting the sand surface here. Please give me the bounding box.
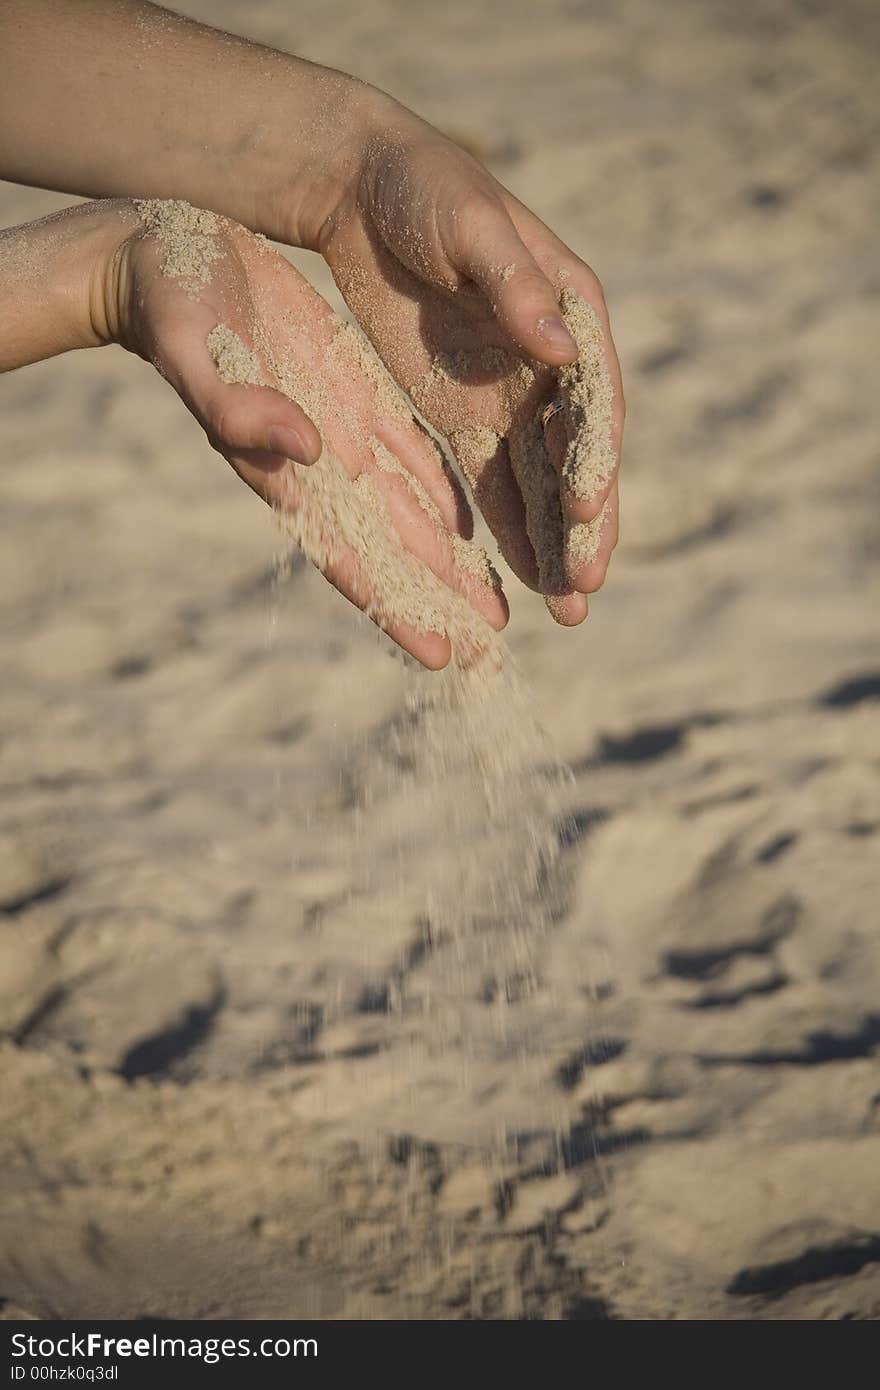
[1,0,879,1319]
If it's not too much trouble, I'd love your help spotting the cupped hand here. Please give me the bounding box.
[114,204,507,668]
[318,113,625,623]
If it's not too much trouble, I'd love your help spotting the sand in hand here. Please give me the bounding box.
[137,198,507,672]
[410,290,616,619]
[137,197,615,652]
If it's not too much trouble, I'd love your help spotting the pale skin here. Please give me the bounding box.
[0,0,624,666]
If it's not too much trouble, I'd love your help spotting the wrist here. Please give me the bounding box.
[255,70,401,252]
[0,200,136,372]
[76,201,140,350]
[33,200,137,352]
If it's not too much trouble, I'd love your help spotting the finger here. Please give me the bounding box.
[220,444,289,475]
[544,391,616,526]
[566,475,616,525]
[492,201,624,527]
[373,414,473,537]
[545,589,589,627]
[159,312,322,467]
[320,312,473,532]
[320,545,452,671]
[369,465,508,631]
[446,193,579,365]
[220,453,453,669]
[449,431,541,591]
[553,269,624,526]
[567,479,619,593]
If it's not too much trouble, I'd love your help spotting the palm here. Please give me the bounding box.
[128,217,505,666]
[325,213,549,589]
[322,133,624,624]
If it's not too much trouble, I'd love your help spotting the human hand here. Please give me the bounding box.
[105,200,508,667]
[1,2,620,626]
[315,103,625,624]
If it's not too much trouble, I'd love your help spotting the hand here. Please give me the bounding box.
[1,2,621,625]
[315,103,625,624]
[110,202,508,667]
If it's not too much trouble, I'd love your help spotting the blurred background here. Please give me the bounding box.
[1,0,878,1319]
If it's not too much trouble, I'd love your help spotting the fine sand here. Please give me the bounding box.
[1,0,879,1320]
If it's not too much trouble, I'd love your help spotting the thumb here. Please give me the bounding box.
[444,192,577,364]
[155,312,322,470]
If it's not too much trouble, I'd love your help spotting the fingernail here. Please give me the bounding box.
[267,424,313,464]
[536,316,577,354]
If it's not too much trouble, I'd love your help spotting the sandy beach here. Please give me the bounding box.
[1,0,879,1319]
